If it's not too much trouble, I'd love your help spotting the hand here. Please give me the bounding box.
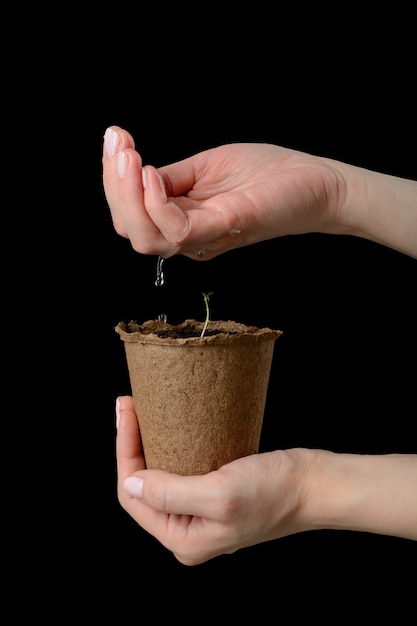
[103,126,346,260]
[116,396,417,564]
[116,395,310,565]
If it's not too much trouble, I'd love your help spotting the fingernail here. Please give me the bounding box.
[115,397,120,430]
[118,150,127,177]
[124,476,144,499]
[142,166,147,189]
[104,127,119,157]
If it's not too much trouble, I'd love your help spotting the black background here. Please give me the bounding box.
[19,9,416,620]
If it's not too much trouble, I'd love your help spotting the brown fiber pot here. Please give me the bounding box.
[115,319,282,475]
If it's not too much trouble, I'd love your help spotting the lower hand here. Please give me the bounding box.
[116,395,309,565]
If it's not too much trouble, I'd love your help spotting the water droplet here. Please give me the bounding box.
[155,256,165,286]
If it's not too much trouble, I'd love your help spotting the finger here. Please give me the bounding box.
[145,165,246,258]
[103,127,164,251]
[103,126,140,238]
[116,396,145,482]
[112,149,164,252]
[143,166,226,257]
[125,467,225,519]
[103,126,136,159]
[115,398,174,543]
[102,126,135,198]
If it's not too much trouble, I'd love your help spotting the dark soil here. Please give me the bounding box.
[119,319,255,340]
[155,323,225,338]
[130,322,232,339]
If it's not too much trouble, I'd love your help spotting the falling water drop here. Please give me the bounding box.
[155,256,165,287]
[155,257,167,322]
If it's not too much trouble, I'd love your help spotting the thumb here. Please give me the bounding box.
[124,469,221,519]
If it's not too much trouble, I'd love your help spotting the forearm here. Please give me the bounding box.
[301,450,417,540]
[335,162,417,258]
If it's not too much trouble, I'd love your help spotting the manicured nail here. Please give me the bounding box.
[124,476,144,499]
[115,397,120,430]
[118,150,127,177]
[104,127,119,157]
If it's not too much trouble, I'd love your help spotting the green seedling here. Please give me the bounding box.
[201,292,214,337]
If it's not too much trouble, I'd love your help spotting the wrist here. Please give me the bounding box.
[300,449,417,540]
[331,161,417,258]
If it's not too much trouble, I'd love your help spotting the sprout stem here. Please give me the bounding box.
[200,292,214,337]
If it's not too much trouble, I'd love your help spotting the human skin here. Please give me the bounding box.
[103,126,417,565]
[116,396,417,566]
[102,126,417,261]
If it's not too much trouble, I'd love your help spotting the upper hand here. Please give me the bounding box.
[103,126,345,261]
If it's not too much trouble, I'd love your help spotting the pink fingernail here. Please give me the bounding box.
[142,167,147,189]
[115,397,120,430]
[124,476,144,499]
[104,127,119,157]
[118,150,127,177]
